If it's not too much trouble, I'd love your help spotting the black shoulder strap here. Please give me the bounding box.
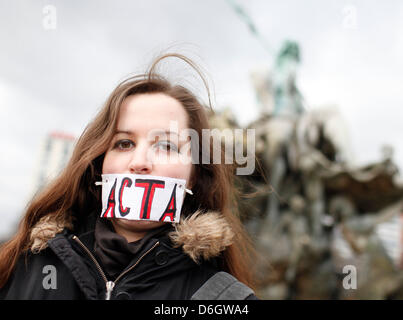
[191,271,255,300]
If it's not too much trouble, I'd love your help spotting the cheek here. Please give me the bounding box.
[186,164,194,183]
[154,161,193,183]
[174,163,194,185]
[102,151,125,174]
[101,153,112,174]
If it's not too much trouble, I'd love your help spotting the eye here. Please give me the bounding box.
[154,141,179,153]
[114,139,134,150]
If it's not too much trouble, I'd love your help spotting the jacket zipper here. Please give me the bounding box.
[72,235,159,300]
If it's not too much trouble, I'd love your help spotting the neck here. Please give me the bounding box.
[110,219,166,243]
[110,220,148,243]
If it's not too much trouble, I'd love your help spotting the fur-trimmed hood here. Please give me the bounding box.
[29,210,234,263]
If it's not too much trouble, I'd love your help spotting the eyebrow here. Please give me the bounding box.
[115,130,133,135]
[114,129,180,136]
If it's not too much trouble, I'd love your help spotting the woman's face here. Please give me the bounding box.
[102,92,193,235]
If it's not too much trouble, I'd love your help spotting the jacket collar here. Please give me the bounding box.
[29,210,234,263]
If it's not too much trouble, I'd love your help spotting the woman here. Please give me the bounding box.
[0,53,257,300]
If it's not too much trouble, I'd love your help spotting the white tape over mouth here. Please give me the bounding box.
[96,174,192,223]
[95,180,193,194]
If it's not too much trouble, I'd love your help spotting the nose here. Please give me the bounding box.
[128,142,152,175]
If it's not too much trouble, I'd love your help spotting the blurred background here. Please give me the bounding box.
[1,0,403,299]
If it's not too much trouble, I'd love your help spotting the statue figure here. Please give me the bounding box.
[249,40,306,231]
[272,40,304,117]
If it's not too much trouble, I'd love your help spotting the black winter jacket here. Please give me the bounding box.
[0,210,255,300]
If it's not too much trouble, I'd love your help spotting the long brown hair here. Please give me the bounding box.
[0,53,257,290]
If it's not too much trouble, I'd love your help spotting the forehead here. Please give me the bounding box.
[117,93,188,133]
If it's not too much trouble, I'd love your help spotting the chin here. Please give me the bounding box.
[111,218,165,232]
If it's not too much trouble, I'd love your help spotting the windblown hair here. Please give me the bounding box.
[0,53,257,289]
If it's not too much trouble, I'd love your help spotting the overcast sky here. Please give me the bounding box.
[1,0,403,238]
